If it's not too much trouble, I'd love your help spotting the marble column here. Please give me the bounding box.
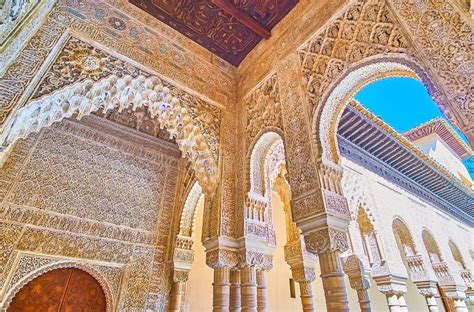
[385,293,402,312]
[398,294,408,312]
[355,287,371,312]
[452,298,469,312]
[241,266,257,312]
[298,280,315,312]
[424,295,439,312]
[256,270,267,312]
[213,267,230,312]
[230,270,241,312]
[319,251,350,311]
[168,281,184,312]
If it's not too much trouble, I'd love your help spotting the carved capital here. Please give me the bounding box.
[205,248,239,269]
[238,249,273,271]
[291,267,316,283]
[304,228,349,254]
[173,269,190,283]
[374,275,408,297]
[343,255,371,291]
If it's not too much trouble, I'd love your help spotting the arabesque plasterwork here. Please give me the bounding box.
[0,0,233,128]
[0,0,473,310]
[0,115,181,310]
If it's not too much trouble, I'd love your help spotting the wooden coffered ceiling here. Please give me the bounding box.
[129,0,298,65]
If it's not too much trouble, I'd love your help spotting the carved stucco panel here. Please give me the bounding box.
[391,0,474,141]
[0,0,229,132]
[276,53,324,222]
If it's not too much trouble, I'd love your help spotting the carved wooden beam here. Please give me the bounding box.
[210,0,271,39]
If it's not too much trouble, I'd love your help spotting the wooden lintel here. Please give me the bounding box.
[210,0,271,39]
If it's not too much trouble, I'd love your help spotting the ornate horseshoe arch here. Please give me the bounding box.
[2,261,115,312]
[0,74,219,194]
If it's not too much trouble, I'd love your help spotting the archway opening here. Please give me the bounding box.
[7,268,107,312]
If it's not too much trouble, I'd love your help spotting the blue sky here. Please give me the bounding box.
[354,77,473,178]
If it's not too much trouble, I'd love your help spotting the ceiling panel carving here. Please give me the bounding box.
[129,0,298,65]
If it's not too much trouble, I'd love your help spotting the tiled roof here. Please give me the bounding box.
[403,118,473,160]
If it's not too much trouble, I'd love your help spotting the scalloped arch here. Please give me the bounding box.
[392,217,418,256]
[422,228,444,262]
[312,55,450,165]
[248,130,285,196]
[448,239,467,270]
[179,181,203,237]
[0,74,218,194]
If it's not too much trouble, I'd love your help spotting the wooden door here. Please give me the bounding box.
[7,268,107,312]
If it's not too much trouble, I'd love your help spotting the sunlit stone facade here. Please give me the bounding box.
[0,0,473,311]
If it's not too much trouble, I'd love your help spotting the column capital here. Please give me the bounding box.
[414,280,439,297]
[238,249,273,271]
[343,255,371,291]
[173,269,190,283]
[291,267,316,283]
[304,227,349,254]
[377,283,408,297]
[204,236,244,269]
[374,274,408,297]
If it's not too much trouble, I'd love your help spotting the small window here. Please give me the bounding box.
[289,278,296,298]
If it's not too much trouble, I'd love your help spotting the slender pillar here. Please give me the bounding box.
[168,281,184,312]
[385,293,402,312]
[230,270,241,312]
[213,267,230,312]
[398,294,408,312]
[319,251,350,311]
[256,270,267,312]
[241,266,257,312]
[452,298,469,312]
[424,296,439,312]
[356,287,371,312]
[299,280,315,312]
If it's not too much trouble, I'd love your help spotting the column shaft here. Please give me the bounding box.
[398,295,408,312]
[319,251,350,311]
[356,289,371,312]
[385,293,401,312]
[453,298,468,312]
[241,266,257,312]
[299,280,315,312]
[168,281,184,312]
[230,270,241,312]
[425,296,439,312]
[213,267,230,312]
[256,270,267,312]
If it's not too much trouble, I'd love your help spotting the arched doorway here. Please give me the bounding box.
[7,268,106,312]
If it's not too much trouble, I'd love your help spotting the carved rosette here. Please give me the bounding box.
[304,228,349,254]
